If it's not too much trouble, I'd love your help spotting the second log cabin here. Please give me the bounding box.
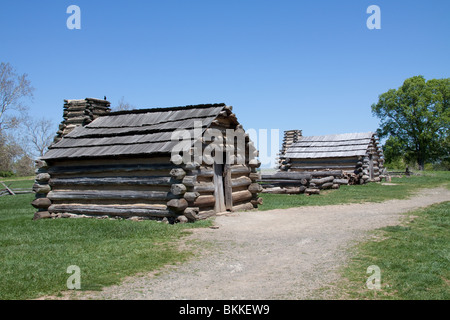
[33,99,262,222]
[281,132,385,184]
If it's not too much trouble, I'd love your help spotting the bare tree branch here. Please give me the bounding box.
[0,62,34,130]
[112,96,133,112]
[25,117,56,158]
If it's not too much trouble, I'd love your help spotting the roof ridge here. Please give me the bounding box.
[299,131,375,139]
[107,103,226,116]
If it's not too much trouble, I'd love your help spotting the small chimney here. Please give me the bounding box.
[53,97,111,144]
[277,129,302,169]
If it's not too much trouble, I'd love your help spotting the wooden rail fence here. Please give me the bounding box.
[0,181,33,197]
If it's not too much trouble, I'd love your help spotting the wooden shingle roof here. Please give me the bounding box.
[42,103,226,160]
[285,132,376,159]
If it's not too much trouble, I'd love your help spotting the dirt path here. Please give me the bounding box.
[77,187,450,300]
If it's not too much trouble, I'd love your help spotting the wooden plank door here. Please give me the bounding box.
[213,162,226,213]
[223,164,233,211]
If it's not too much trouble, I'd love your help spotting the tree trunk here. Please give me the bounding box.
[418,158,425,171]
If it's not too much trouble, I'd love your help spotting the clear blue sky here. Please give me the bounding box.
[1,1,449,165]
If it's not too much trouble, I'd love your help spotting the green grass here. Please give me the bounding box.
[334,201,450,300]
[0,177,34,189]
[1,172,448,299]
[259,171,450,211]
[0,194,211,300]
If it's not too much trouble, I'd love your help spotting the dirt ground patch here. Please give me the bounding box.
[50,187,450,300]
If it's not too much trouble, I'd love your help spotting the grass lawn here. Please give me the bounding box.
[0,172,448,300]
[333,201,450,300]
[0,177,34,190]
[0,193,211,300]
[259,171,450,210]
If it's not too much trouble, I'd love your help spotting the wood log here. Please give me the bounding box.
[170,168,186,180]
[232,176,252,188]
[170,184,187,196]
[232,190,252,203]
[36,173,51,183]
[290,165,356,171]
[47,163,175,176]
[182,175,197,187]
[193,195,216,207]
[194,176,251,193]
[183,207,199,221]
[284,187,303,194]
[167,199,188,212]
[0,182,15,195]
[309,171,343,177]
[261,187,286,194]
[248,159,261,168]
[47,190,177,201]
[310,176,334,186]
[232,202,254,212]
[31,198,51,209]
[48,204,174,217]
[305,188,320,195]
[33,183,51,194]
[321,182,334,189]
[35,160,48,169]
[184,192,200,202]
[249,172,261,181]
[196,167,214,178]
[259,179,307,185]
[49,176,173,187]
[261,172,312,180]
[195,209,216,220]
[333,178,349,185]
[182,162,200,171]
[332,184,340,189]
[230,165,251,175]
[193,182,215,193]
[33,211,52,220]
[248,183,263,194]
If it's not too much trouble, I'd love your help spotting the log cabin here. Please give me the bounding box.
[32,98,262,222]
[281,132,384,184]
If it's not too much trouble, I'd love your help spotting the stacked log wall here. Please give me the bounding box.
[186,106,261,215]
[287,156,359,172]
[31,160,52,220]
[42,156,182,220]
[260,170,348,195]
[53,98,111,144]
[361,135,385,183]
[277,130,302,170]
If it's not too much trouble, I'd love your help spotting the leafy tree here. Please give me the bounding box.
[372,76,450,170]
